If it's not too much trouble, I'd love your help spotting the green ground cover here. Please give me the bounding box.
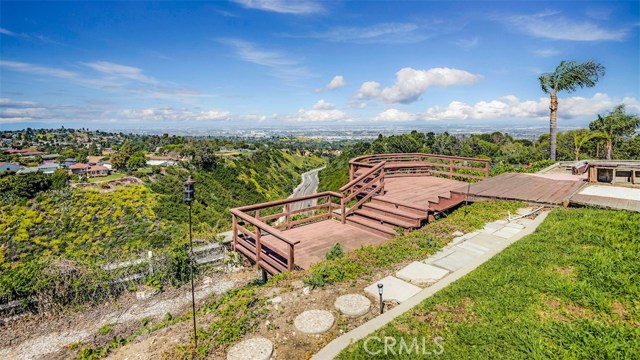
[338,208,640,359]
[88,173,126,182]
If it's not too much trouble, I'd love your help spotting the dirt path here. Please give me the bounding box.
[0,269,255,360]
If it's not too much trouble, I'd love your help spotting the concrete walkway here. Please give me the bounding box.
[312,209,549,360]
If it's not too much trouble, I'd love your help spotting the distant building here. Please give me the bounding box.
[0,162,22,172]
[69,163,109,177]
[37,163,61,174]
[88,165,109,177]
[17,167,38,174]
[146,159,177,167]
[63,158,77,168]
[68,163,90,176]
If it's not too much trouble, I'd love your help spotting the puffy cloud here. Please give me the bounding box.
[354,81,381,100]
[312,99,335,110]
[423,93,639,121]
[326,75,345,90]
[379,67,481,104]
[116,107,231,122]
[232,0,324,14]
[505,11,628,41]
[372,108,416,122]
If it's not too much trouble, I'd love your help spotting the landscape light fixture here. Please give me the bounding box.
[377,283,384,314]
[183,176,198,351]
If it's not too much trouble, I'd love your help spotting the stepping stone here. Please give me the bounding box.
[456,241,489,255]
[482,222,504,234]
[516,218,534,227]
[396,262,450,286]
[505,222,525,230]
[465,235,504,249]
[493,226,522,239]
[334,294,371,317]
[294,310,334,334]
[432,250,476,272]
[364,276,421,303]
[424,248,456,264]
[227,337,273,360]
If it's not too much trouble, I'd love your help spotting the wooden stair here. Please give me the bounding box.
[344,186,463,237]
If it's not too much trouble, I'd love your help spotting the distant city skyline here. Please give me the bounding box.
[1,1,638,130]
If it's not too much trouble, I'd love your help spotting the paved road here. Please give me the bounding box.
[290,166,325,212]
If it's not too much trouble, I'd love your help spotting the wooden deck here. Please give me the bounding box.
[455,172,586,205]
[380,176,468,209]
[257,220,387,270]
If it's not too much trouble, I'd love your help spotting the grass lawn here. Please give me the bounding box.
[338,208,640,359]
[88,173,126,182]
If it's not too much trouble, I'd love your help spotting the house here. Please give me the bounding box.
[63,158,77,168]
[17,167,38,174]
[146,159,176,167]
[0,162,22,172]
[38,163,61,174]
[87,165,109,177]
[68,163,90,176]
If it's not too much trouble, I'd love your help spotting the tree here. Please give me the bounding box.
[111,141,133,170]
[569,129,602,161]
[589,105,640,160]
[127,152,147,170]
[88,142,99,156]
[539,60,605,160]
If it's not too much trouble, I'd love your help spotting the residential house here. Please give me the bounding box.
[68,163,90,176]
[0,162,22,172]
[87,165,109,177]
[63,158,77,168]
[38,163,61,174]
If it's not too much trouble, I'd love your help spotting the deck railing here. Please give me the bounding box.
[349,153,490,182]
[339,161,386,223]
[231,191,342,274]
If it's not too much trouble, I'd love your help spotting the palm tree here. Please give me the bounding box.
[589,105,640,160]
[570,129,603,161]
[539,60,605,161]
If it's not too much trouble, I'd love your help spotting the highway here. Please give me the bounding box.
[289,166,325,212]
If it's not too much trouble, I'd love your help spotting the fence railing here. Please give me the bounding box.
[339,161,385,223]
[231,191,342,274]
[349,153,490,181]
[0,242,225,319]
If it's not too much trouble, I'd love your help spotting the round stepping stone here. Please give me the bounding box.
[334,294,371,317]
[294,310,334,334]
[227,337,273,360]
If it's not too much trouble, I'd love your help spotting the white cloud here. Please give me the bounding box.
[116,107,231,122]
[312,99,335,110]
[506,11,628,41]
[326,75,345,90]
[0,60,78,79]
[232,0,324,14]
[372,108,417,122]
[423,93,640,121]
[378,67,481,104]
[81,61,159,84]
[354,81,381,100]
[312,22,430,44]
[219,38,312,83]
[454,37,479,50]
[532,48,561,58]
[0,27,16,36]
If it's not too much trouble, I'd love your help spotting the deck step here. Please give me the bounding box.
[370,197,429,217]
[354,208,417,229]
[346,214,397,239]
[362,201,424,220]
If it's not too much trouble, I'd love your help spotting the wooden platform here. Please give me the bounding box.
[380,176,468,209]
[257,220,387,270]
[455,172,586,205]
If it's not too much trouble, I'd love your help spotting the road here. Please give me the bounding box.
[289,166,325,212]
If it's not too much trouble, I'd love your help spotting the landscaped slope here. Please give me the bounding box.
[338,208,640,359]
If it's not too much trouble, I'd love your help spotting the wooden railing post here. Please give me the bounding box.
[484,161,490,178]
[255,227,262,266]
[288,244,295,271]
[232,214,238,249]
[285,203,292,230]
[326,194,332,220]
[341,198,346,224]
[449,159,454,179]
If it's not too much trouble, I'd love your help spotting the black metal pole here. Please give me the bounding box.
[189,203,198,351]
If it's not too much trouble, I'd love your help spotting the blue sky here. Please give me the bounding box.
[1,0,638,130]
